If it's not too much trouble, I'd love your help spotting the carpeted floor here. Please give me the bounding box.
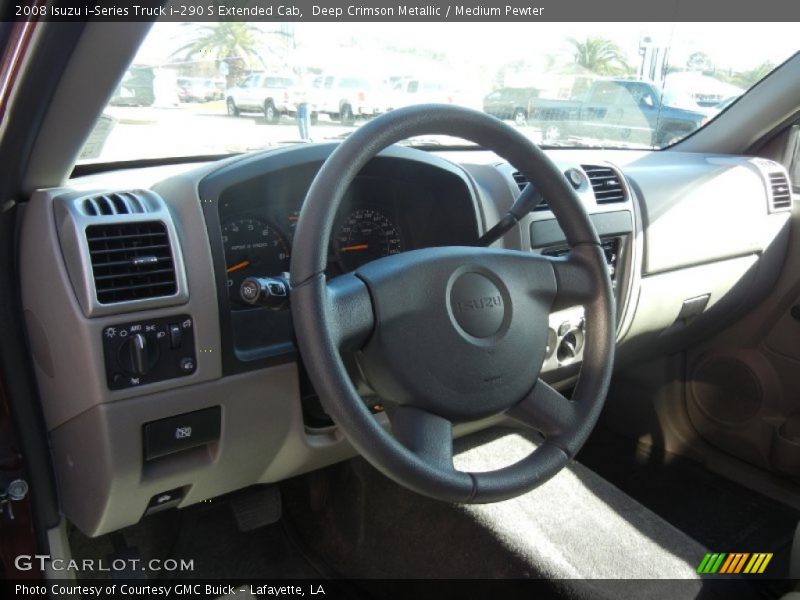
[281,427,758,599]
[69,496,324,581]
[577,428,800,581]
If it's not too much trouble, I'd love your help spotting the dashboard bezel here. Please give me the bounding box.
[198,143,484,376]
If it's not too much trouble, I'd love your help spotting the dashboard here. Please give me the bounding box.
[199,146,479,372]
[18,142,792,536]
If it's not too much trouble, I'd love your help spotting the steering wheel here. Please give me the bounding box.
[290,105,615,503]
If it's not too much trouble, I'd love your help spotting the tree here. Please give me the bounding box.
[732,61,776,88]
[567,37,630,76]
[172,23,266,87]
[686,52,713,73]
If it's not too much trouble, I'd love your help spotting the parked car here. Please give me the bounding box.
[486,80,707,145]
[109,65,155,107]
[385,78,455,110]
[177,77,224,103]
[311,75,383,124]
[483,87,580,142]
[483,86,582,139]
[485,80,707,145]
[704,93,741,117]
[483,86,541,124]
[211,79,225,100]
[564,79,708,146]
[225,73,296,123]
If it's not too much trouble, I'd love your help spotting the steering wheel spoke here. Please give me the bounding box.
[546,244,606,311]
[325,272,375,351]
[386,405,455,471]
[507,379,577,439]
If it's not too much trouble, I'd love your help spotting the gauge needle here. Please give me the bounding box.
[226,260,250,273]
[340,244,369,252]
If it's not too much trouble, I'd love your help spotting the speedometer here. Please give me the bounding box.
[221,216,290,306]
[335,208,403,271]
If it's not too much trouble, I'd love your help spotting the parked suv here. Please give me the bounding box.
[311,75,383,124]
[225,73,296,123]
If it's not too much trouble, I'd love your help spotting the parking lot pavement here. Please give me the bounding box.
[96,103,361,162]
[91,103,555,162]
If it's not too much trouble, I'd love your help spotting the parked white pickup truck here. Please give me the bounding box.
[225,73,296,123]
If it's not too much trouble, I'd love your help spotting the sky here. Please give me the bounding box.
[135,21,799,85]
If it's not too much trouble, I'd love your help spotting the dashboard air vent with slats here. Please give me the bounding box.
[582,165,627,204]
[81,191,150,216]
[511,172,549,211]
[86,221,177,304]
[768,172,792,211]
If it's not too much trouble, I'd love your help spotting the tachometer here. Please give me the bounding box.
[335,208,403,271]
[222,216,290,306]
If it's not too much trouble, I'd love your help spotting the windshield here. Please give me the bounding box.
[79,22,798,163]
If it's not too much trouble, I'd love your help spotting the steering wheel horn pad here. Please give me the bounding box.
[447,269,507,339]
[355,247,555,422]
[290,104,615,503]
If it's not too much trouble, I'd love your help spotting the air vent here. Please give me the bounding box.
[511,171,527,191]
[511,172,549,211]
[768,171,792,211]
[86,221,177,304]
[81,191,150,216]
[582,165,627,204]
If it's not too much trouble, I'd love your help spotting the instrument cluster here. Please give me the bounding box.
[219,174,413,309]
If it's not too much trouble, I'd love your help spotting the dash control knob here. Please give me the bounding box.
[556,328,585,364]
[240,275,291,310]
[118,333,160,376]
[103,315,196,390]
[565,168,585,189]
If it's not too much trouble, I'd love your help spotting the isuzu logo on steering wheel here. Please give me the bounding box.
[455,296,503,312]
[448,271,508,339]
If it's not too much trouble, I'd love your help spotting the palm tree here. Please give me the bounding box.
[172,23,266,87]
[567,37,630,76]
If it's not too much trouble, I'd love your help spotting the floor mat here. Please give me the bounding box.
[69,496,325,581]
[577,428,800,580]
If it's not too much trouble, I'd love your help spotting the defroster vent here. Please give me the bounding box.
[81,191,151,216]
[86,221,177,304]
